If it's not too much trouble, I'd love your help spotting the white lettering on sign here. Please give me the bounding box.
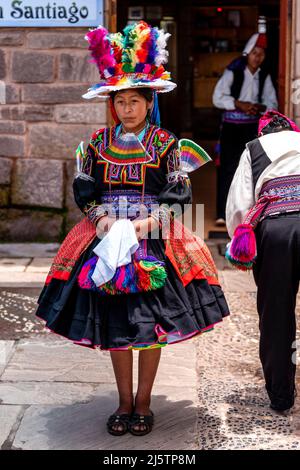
[0,0,103,26]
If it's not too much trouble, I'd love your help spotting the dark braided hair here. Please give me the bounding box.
[261,115,293,135]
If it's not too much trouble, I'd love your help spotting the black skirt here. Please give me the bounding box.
[36,237,229,350]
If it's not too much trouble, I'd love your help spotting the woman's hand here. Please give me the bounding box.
[96,215,116,238]
[132,216,159,241]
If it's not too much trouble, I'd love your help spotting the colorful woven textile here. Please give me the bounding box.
[45,217,219,288]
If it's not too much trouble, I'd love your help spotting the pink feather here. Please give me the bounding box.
[85,27,116,77]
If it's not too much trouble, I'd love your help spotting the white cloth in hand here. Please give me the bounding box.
[91,219,139,287]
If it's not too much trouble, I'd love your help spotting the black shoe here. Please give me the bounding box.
[270,402,294,412]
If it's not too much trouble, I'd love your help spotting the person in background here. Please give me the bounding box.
[212,30,278,227]
[226,110,300,413]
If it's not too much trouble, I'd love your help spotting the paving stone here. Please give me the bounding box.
[195,291,300,450]
[0,288,47,340]
[0,258,31,273]
[0,406,24,448]
[1,336,115,384]
[0,340,15,376]
[222,271,257,292]
[12,385,197,450]
[25,258,52,273]
[0,381,99,405]
[0,244,59,258]
[0,272,46,287]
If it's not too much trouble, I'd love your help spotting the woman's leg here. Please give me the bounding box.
[132,348,162,432]
[110,350,134,432]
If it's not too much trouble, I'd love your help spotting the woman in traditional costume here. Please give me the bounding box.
[35,21,229,436]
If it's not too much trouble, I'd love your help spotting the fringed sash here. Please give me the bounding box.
[226,175,300,270]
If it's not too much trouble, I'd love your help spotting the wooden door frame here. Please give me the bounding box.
[278,0,294,114]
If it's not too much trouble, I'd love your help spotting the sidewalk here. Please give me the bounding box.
[0,243,300,450]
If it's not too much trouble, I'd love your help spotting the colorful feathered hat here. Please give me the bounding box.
[82,21,177,100]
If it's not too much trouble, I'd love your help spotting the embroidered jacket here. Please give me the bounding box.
[73,125,192,226]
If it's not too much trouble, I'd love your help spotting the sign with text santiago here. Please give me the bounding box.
[0,0,103,27]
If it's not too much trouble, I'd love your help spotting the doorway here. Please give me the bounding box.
[115,0,284,238]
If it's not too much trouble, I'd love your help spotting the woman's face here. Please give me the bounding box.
[247,46,266,71]
[113,89,153,131]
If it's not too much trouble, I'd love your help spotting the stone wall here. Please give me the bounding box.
[0,27,108,242]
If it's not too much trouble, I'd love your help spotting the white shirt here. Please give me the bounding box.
[226,131,300,238]
[212,67,278,111]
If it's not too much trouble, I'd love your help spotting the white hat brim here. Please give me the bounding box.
[82,79,177,100]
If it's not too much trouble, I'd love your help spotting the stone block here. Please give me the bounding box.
[0,121,25,134]
[54,103,106,124]
[12,51,55,83]
[1,105,54,122]
[23,84,88,104]
[58,53,99,82]
[0,158,13,184]
[0,31,24,46]
[12,159,64,208]
[65,160,83,231]
[0,209,63,242]
[5,85,20,104]
[0,50,6,79]
[0,186,10,206]
[0,136,24,157]
[27,31,86,49]
[29,124,93,159]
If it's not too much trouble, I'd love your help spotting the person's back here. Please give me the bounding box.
[226,111,300,413]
